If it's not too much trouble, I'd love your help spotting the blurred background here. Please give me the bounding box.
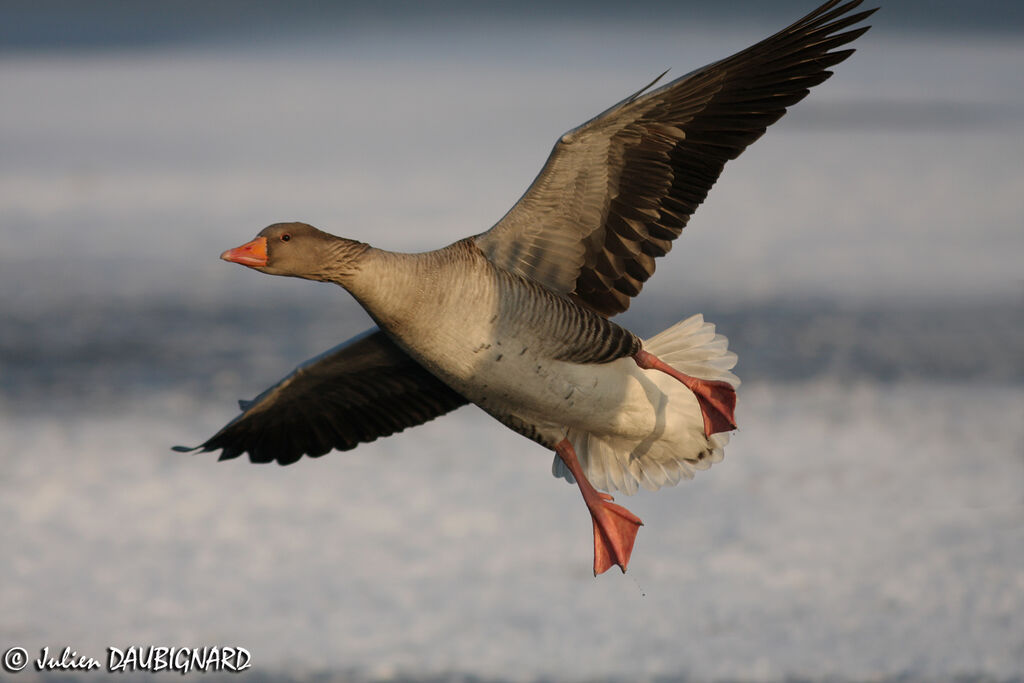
[1,1,1022,681]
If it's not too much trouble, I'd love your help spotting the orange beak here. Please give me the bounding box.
[220,237,268,267]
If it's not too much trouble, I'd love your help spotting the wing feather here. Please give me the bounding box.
[475,0,875,316]
[173,328,468,465]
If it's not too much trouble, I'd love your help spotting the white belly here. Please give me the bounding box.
[371,279,699,446]
[427,330,704,448]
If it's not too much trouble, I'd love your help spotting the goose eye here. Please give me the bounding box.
[281,234,291,242]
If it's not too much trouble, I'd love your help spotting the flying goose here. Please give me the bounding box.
[177,0,875,575]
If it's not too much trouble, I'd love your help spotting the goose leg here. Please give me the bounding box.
[633,348,737,437]
[554,438,643,576]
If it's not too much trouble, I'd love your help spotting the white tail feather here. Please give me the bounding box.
[552,314,739,495]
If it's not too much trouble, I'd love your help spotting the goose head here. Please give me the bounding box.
[221,222,367,282]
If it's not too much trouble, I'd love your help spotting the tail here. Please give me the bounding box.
[553,314,739,495]
[644,314,740,389]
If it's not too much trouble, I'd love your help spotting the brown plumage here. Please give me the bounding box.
[177,1,874,573]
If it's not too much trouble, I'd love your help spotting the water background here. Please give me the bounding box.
[1,2,1022,681]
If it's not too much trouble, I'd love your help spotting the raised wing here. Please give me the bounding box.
[174,328,468,465]
[475,0,875,316]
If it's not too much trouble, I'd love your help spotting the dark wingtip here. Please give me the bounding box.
[171,444,199,453]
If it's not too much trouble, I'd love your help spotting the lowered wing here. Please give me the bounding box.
[174,327,468,465]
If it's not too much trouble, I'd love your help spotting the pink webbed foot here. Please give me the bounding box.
[555,439,642,575]
[633,348,737,437]
[590,499,644,575]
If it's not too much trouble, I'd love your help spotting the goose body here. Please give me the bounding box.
[348,241,640,435]
[177,0,875,574]
[348,238,728,493]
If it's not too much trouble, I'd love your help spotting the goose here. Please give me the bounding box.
[176,0,875,575]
